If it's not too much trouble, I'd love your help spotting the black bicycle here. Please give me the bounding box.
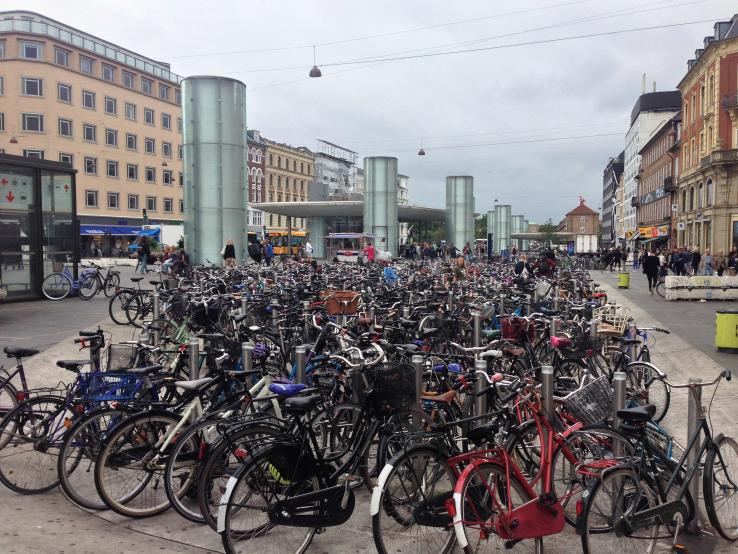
[78,262,121,300]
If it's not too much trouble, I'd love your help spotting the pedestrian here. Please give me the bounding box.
[363,241,375,264]
[702,248,713,275]
[136,236,150,274]
[716,251,726,276]
[729,247,738,276]
[222,239,236,268]
[633,248,641,271]
[642,250,660,294]
[263,239,274,267]
[305,240,314,261]
[691,248,701,276]
[248,240,262,265]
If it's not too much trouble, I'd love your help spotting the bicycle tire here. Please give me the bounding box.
[108,289,136,326]
[103,272,121,297]
[41,272,72,300]
[0,378,19,433]
[655,281,665,298]
[625,362,670,422]
[703,435,738,541]
[125,292,153,328]
[57,406,134,510]
[78,273,99,300]
[0,395,67,494]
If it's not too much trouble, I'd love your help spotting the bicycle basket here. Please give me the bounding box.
[366,363,417,413]
[80,372,143,402]
[563,376,613,426]
[500,316,535,344]
[322,291,361,316]
[105,343,139,371]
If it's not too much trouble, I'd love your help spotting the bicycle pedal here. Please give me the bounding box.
[672,545,687,553]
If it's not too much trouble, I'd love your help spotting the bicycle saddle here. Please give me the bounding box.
[4,346,39,358]
[616,404,656,423]
[399,318,416,327]
[268,383,307,397]
[56,359,89,372]
[616,337,641,345]
[174,377,214,391]
[467,421,499,446]
[283,394,322,415]
[131,277,144,283]
[126,364,164,375]
[421,390,457,404]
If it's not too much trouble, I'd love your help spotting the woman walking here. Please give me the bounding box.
[136,237,150,274]
[642,250,660,295]
[222,239,236,268]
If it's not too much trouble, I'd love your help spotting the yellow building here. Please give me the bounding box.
[263,136,313,232]
[0,11,183,253]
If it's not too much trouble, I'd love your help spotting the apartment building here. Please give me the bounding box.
[263,135,313,232]
[601,151,624,248]
[676,15,738,254]
[0,11,183,253]
[246,129,266,237]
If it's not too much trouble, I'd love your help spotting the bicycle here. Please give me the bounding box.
[77,261,121,300]
[41,258,97,300]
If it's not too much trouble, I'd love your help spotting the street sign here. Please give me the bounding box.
[672,203,679,212]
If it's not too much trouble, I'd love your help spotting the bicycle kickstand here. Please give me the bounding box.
[671,513,687,552]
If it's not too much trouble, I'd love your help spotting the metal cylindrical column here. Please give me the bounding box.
[241,342,253,372]
[541,366,554,421]
[553,287,560,311]
[494,205,511,254]
[590,320,599,339]
[475,358,487,419]
[307,216,327,259]
[628,322,638,361]
[182,76,248,265]
[472,310,481,348]
[446,176,474,248]
[403,306,411,319]
[499,294,506,316]
[525,295,532,316]
[303,300,312,339]
[363,157,398,256]
[152,290,160,346]
[612,371,626,429]
[550,317,559,336]
[295,345,306,384]
[687,379,703,533]
[189,338,200,380]
[412,354,424,403]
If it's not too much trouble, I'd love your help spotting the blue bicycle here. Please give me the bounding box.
[41,257,97,300]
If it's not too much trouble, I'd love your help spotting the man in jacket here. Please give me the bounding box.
[642,250,660,295]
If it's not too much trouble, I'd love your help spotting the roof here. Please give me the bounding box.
[253,201,446,222]
[678,15,738,88]
[630,91,682,126]
[566,200,599,217]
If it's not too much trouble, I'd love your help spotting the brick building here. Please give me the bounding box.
[246,129,265,237]
[263,136,313,232]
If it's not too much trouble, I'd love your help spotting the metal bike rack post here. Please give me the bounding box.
[403,306,411,319]
[541,366,554,422]
[525,294,532,316]
[151,290,160,346]
[472,310,481,348]
[271,298,279,322]
[368,306,376,332]
[241,296,248,316]
[550,317,559,337]
[628,321,638,361]
[188,338,200,381]
[499,294,506,315]
[412,354,424,403]
[687,378,703,533]
[241,342,253,373]
[295,345,307,384]
[475,358,488,419]
[448,290,455,311]
[589,319,599,339]
[612,372,627,456]
[553,287,560,311]
[303,300,312,338]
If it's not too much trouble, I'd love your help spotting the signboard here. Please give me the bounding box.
[638,225,669,238]
[677,222,686,231]
[672,204,679,212]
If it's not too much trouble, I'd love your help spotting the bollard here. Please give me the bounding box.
[525,294,532,316]
[448,290,455,311]
[403,306,411,319]
[412,354,424,402]
[241,342,254,373]
[550,316,559,337]
[152,290,160,346]
[499,294,506,315]
[295,345,307,384]
[553,287,560,311]
[541,366,554,422]
[533,286,540,304]
[271,298,280,322]
[369,306,376,332]
[589,319,599,339]
[474,358,488,419]
[628,321,638,361]
[687,378,703,533]
[303,300,312,339]
[471,310,481,348]
[188,338,200,381]
[612,371,626,431]
[241,296,248,317]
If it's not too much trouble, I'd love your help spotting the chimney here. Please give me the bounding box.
[642,73,646,94]
[653,81,656,92]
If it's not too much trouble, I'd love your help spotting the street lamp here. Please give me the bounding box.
[309,45,322,78]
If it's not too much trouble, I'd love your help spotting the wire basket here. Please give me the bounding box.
[563,376,613,425]
[366,363,417,413]
[593,305,631,335]
[79,372,143,402]
[323,291,362,316]
[106,344,139,372]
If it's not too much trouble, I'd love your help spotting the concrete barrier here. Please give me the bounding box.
[665,275,738,301]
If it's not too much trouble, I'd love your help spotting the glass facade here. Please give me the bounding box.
[0,155,77,299]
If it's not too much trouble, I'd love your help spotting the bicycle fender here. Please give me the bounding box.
[217,473,239,533]
[370,463,394,516]
[626,361,666,379]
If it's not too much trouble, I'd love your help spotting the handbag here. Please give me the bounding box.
[220,246,226,256]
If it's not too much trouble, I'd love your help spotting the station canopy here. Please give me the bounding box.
[253,201,446,222]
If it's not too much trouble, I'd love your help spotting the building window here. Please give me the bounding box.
[21,41,42,60]
[84,157,97,175]
[145,166,156,183]
[21,77,43,96]
[689,187,695,211]
[269,154,273,165]
[177,144,183,159]
[145,138,155,154]
[102,63,115,82]
[177,117,182,133]
[125,102,136,120]
[698,183,704,209]
[122,71,134,89]
[105,128,117,147]
[161,113,171,130]
[83,124,96,142]
[0,76,4,95]
[54,47,69,67]
[159,84,169,101]
[178,172,183,186]
[162,142,172,158]
[82,90,95,110]
[163,198,173,213]
[107,160,118,178]
[141,77,153,95]
[0,41,5,59]
[128,194,139,210]
[706,179,713,207]
[144,108,154,125]
[146,196,157,212]
[58,117,72,137]
[59,152,73,165]
[126,133,137,150]
[108,192,119,209]
[57,83,71,103]
[23,149,44,159]
[79,55,94,75]
[104,96,117,115]
[163,170,173,184]
[179,199,184,212]
[127,163,138,180]
[85,190,98,207]
[21,113,44,132]
[175,89,181,105]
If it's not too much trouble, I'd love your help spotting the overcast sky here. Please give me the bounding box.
[18,0,736,222]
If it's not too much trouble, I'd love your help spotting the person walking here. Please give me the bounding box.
[716,251,726,276]
[728,247,738,276]
[702,248,713,275]
[136,236,150,274]
[305,240,314,261]
[691,248,701,276]
[363,241,375,264]
[642,250,660,295]
[263,239,274,267]
[222,239,236,268]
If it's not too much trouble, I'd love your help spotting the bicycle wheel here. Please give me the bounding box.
[108,289,136,326]
[94,410,181,518]
[42,272,72,300]
[0,395,67,494]
[580,467,660,554]
[704,435,738,541]
[371,445,456,554]
[655,281,665,298]
[103,272,121,297]
[125,293,153,328]
[219,447,317,554]
[625,363,670,422]
[454,460,543,553]
[146,318,178,346]
[0,378,19,427]
[57,406,133,510]
[78,273,100,300]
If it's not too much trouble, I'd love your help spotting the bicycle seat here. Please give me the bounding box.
[550,336,572,348]
[283,394,322,415]
[399,318,416,327]
[503,346,525,357]
[421,390,457,404]
[149,280,161,286]
[356,317,372,326]
[4,346,39,358]
[616,404,656,423]
[56,359,89,373]
[467,421,499,446]
[419,327,439,338]
[174,377,215,391]
[268,383,307,397]
[399,343,419,353]
[131,277,144,283]
[126,364,164,375]
[616,337,641,345]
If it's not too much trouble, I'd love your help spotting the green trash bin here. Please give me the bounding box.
[715,309,738,350]
[617,272,630,289]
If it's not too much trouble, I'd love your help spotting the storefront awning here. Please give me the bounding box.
[80,224,141,236]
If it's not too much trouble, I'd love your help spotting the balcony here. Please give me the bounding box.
[723,92,738,109]
[663,176,676,193]
[701,149,738,169]
[630,196,640,208]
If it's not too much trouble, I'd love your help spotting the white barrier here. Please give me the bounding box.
[665,275,738,301]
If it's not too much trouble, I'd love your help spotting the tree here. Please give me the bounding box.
[475,215,487,240]
[538,220,560,248]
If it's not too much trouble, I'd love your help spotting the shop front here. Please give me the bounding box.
[637,224,670,250]
[0,154,78,300]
